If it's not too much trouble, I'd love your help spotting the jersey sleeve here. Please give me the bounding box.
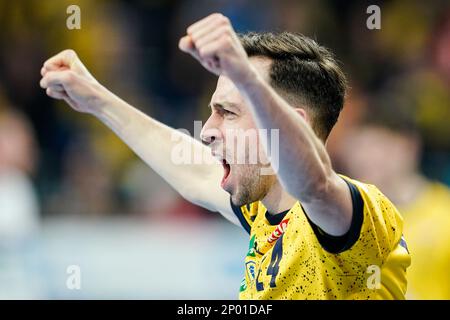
[307,176,405,264]
[307,178,364,253]
[230,198,258,234]
[337,177,406,266]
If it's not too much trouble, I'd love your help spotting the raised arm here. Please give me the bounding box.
[39,49,239,226]
[179,13,353,236]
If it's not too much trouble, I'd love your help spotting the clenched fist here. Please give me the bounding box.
[40,49,106,114]
[179,13,255,85]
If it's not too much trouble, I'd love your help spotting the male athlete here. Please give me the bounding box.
[39,13,410,299]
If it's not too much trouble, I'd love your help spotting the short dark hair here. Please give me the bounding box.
[239,32,347,140]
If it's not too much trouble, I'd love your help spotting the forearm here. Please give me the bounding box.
[236,71,334,201]
[92,88,222,206]
[39,48,236,222]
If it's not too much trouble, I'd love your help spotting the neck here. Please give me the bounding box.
[261,179,297,215]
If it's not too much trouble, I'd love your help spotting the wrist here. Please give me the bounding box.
[88,83,116,117]
[90,85,133,131]
[233,64,264,93]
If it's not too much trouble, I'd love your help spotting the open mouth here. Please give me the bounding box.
[221,159,231,188]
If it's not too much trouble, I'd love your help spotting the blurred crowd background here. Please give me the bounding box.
[0,0,449,299]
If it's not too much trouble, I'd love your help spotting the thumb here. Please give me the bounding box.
[178,35,195,53]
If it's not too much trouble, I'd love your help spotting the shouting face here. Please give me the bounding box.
[200,57,277,206]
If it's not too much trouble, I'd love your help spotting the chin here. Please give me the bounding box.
[222,181,233,196]
[228,167,271,207]
[230,193,246,207]
[230,187,255,207]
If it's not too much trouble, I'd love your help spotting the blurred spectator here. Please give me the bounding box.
[120,160,213,221]
[44,135,119,216]
[0,107,40,241]
[431,9,450,83]
[335,82,450,299]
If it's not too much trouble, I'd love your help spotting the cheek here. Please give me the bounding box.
[234,164,256,184]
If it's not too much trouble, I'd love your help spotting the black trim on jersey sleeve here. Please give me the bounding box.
[305,179,364,254]
[230,197,251,234]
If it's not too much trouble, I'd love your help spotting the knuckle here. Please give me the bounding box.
[190,32,199,42]
[222,36,232,46]
[43,60,51,68]
[220,15,229,25]
[222,26,232,36]
[62,71,75,83]
[64,49,78,63]
[64,49,76,57]
[198,47,207,58]
[199,47,214,59]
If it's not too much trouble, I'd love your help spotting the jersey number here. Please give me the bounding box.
[256,235,283,291]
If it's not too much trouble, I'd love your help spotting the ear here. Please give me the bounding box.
[294,108,310,123]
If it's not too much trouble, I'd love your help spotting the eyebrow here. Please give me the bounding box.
[209,102,240,111]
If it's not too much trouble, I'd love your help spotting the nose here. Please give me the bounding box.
[200,114,223,146]
[201,135,215,146]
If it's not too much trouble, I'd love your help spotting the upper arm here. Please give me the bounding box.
[331,181,405,262]
[305,177,364,253]
[305,177,405,260]
[300,172,354,237]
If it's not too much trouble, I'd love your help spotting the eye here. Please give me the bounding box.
[210,105,237,118]
[223,109,236,117]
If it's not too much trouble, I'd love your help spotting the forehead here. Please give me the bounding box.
[210,57,271,105]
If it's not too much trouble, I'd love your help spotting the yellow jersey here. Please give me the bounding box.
[231,176,411,299]
[402,182,450,299]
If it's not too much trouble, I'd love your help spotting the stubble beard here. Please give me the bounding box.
[230,164,275,207]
